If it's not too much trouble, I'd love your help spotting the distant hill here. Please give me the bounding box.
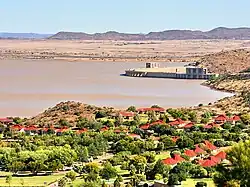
[49,27,250,40]
[0,33,53,39]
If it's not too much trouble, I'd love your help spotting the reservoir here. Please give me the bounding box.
[0,60,233,117]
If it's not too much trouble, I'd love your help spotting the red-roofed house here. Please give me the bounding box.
[210,156,221,164]
[184,149,197,157]
[169,118,185,127]
[162,158,177,165]
[204,123,221,129]
[204,140,217,151]
[215,151,227,160]
[119,111,135,119]
[214,114,227,124]
[183,123,194,129]
[200,159,217,167]
[100,126,109,132]
[0,118,13,124]
[194,145,205,154]
[55,127,69,135]
[173,154,185,163]
[140,124,151,130]
[227,115,241,124]
[77,128,88,134]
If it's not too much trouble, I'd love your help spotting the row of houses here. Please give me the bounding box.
[162,140,227,168]
[138,114,241,131]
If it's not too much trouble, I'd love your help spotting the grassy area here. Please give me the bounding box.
[0,171,12,177]
[181,178,215,187]
[155,151,170,160]
[67,178,84,187]
[0,174,64,186]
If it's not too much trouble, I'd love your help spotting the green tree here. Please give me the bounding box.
[58,177,67,187]
[115,114,123,126]
[101,162,117,180]
[176,136,194,149]
[127,106,136,112]
[240,114,250,125]
[148,111,157,123]
[168,173,180,185]
[6,175,12,187]
[66,171,77,181]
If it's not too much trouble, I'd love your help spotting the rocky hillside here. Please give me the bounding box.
[25,101,116,126]
[197,49,250,74]
[49,27,250,40]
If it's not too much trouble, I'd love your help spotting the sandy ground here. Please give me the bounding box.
[0,39,250,62]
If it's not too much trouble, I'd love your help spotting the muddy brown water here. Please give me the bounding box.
[0,60,233,117]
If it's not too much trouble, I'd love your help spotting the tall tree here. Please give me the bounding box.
[214,140,250,186]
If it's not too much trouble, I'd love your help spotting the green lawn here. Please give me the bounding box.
[155,151,170,161]
[0,174,64,186]
[181,178,215,187]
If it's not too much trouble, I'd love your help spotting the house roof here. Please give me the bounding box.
[0,118,13,123]
[204,123,220,129]
[24,125,38,131]
[173,154,185,162]
[120,111,135,117]
[162,158,177,165]
[183,123,194,129]
[200,159,217,167]
[11,124,24,130]
[210,156,221,164]
[204,140,217,150]
[77,128,88,134]
[228,115,241,122]
[184,149,197,157]
[215,151,227,160]
[100,126,109,131]
[194,145,205,154]
[140,124,151,130]
[169,118,185,126]
[215,114,227,121]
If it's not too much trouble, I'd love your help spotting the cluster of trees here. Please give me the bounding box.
[0,145,76,173]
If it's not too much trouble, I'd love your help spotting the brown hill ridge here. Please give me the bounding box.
[25,101,116,127]
[49,27,250,40]
[197,49,250,74]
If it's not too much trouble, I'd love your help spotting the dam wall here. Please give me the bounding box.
[125,70,214,80]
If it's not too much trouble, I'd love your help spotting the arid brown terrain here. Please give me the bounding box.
[0,39,250,62]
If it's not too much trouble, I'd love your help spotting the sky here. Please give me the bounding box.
[1,0,250,34]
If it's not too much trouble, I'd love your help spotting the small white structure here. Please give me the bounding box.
[146,62,160,68]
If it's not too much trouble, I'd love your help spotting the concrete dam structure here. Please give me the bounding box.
[125,62,217,80]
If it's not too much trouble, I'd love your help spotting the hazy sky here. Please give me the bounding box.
[1,0,250,33]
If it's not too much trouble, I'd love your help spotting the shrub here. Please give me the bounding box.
[195,182,207,187]
[95,111,107,119]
